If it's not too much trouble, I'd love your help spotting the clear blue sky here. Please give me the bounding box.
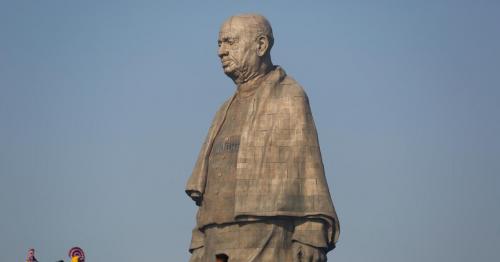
[1,1,499,261]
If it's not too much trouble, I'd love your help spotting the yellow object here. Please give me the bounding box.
[71,256,79,262]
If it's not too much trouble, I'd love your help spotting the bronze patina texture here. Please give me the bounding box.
[186,14,339,262]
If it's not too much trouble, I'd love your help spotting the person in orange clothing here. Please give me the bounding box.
[68,247,85,262]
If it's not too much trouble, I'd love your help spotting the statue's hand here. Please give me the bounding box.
[189,191,203,206]
[189,247,204,262]
[292,241,327,262]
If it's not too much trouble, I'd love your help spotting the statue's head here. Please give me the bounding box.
[218,14,274,85]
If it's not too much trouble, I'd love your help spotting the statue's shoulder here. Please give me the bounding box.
[276,74,308,99]
[215,95,234,114]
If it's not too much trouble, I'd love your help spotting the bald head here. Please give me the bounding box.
[222,14,274,51]
[217,14,275,85]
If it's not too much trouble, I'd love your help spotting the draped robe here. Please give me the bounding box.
[186,66,339,254]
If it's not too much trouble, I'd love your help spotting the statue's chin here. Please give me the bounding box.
[223,66,248,84]
[223,68,239,80]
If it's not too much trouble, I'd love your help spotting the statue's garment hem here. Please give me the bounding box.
[189,220,294,262]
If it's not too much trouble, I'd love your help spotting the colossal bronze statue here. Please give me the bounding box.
[186,14,339,262]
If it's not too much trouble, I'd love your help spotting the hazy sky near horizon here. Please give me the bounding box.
[1,1,499,261]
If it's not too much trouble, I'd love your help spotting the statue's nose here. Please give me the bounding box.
[218,45,228,58]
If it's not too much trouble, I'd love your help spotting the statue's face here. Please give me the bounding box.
[217,18,260,82]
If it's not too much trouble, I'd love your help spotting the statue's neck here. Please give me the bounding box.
[236,65,274,95]
[236,62,274,90]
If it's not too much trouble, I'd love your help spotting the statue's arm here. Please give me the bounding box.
[189,227,205,259]
[186,98,233,206]
[292,219,328,261]
[292,219,329,249]
[291,241,327,262]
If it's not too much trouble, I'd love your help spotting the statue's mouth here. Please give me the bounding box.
[221,59,232,67]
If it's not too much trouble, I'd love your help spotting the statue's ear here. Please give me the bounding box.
[256,35,270,57]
